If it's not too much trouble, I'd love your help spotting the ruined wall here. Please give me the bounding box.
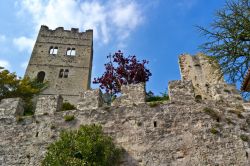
[25,26,93,105]
[1,82,250,166]
[179,53,243,103]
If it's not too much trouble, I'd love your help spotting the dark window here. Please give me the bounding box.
[37,71,45,83]
[58,69,69,78]
[59,69,64,78]
[49,46,58,55]
[66,48,76,56]
[154,121,157,127]
[64,69,69,78]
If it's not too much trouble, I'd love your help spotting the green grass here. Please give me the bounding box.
[61,102,76,111]
[240,134,248,142]
[210,128,219,135]
[64,115,75,122]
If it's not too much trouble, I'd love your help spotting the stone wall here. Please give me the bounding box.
[112,83,145,106]
[1,92,250,165]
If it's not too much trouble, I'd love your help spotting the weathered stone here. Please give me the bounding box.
[35,95,63,115]
[77,89,103,110]
[168,80,195,102]
[0,98,24,118]
[112,83,145,106]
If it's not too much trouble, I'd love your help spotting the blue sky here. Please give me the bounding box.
[0,0,226,95]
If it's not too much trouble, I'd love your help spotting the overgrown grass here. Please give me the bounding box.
[210,127,219,135]
[148,101,163,107]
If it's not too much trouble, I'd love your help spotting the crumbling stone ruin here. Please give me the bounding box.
[25,26,93,105]
[1,52,250,165]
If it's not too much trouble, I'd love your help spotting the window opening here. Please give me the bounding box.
[59,69,64,78]
[64,69,69,78]
[37,71,45,83]
[66,48,76,56]
[49,46,58,55]
[154,121,157,127]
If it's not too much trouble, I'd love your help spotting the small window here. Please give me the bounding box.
[64,69,69,78]
[49,46,58,55]
[37,71,45,83]
[58,69,69,78]
[66,48,76,56]
[59,69,64,78]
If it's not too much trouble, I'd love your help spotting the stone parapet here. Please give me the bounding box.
[77,89,103,110]
[0,98,24,118]
[168,80,195,102]
[35,95,63,115]
[112,83,145,106]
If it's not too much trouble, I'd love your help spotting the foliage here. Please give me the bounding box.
[42,125,122,166]
[148,101,163,107]
[198,0,250,85]
[240,134,249,141]
[0,67,46,115]
[61,102,76,111]
[210,127,219,135]
[93,50,151,97]
[64,115,75,121]
[146,90,169,102]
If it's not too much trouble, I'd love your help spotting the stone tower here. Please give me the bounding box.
[25,25,93,105]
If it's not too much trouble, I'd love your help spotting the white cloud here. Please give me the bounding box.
[16,0,144,46]
[177,0,198,10]
[0,60,10,69]
[13,36,35,52]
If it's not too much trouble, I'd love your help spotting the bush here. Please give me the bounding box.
[240,134,249,142]
[64,115,75,122]
[42,125,122,166]
[62,102,76,111]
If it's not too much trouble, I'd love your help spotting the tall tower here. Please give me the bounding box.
[25,25,93,105]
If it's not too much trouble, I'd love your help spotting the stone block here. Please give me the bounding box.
[77,89,103,110]
[0,98,24,118]
[35,95,63,115]
[112,83,145,106]
[168,80,195,102]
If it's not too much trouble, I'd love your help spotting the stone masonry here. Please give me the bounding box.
[1,53,250,165]
[25,26,93,105]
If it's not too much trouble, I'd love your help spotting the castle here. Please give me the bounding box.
[1,26,250,165]
[25,25,93,105]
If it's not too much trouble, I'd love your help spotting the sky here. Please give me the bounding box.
[0,0,226,95]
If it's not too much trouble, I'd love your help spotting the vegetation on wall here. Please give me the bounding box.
[61,102,76,111]
[42,124,122,166]
[0,67,46,115]
[93,50,151,97]
[198,0,250,85]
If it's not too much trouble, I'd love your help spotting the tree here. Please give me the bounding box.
[93,50,152,97]
[0,67,46,115]
[198,0,250,84]
[42,125,122,166]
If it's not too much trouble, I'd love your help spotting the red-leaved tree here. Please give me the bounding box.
[93,50,151,96]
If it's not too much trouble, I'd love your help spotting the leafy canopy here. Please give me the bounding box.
[93,50,151,96]
[0,67,46,115]
[198,0,250,84]
[42,125,122,166]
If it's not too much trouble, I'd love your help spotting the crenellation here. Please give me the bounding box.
[0,98,24,118]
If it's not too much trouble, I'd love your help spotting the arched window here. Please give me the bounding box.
[37,71,45,83]
[49,46,58,55]
[66,48,76,56]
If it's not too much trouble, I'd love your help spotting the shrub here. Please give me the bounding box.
[62,102,76,111]
[148,101,163,107]
[146,90,169,102]
[64,115,75,122]
[240,134,249,142]
[42,125,122,166]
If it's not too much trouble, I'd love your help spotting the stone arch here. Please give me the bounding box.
[37,71,45,83]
